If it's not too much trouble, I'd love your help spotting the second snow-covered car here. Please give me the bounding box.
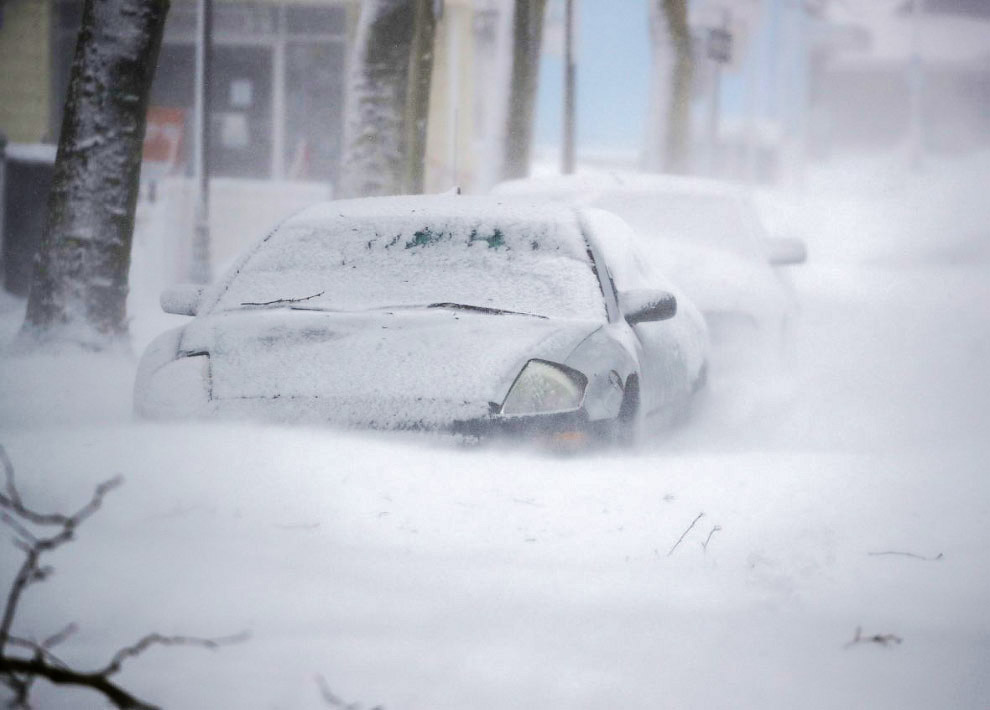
[493,173,806,359]
[135,196,708,443]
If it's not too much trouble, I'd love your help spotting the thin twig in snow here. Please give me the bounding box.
[0,470,122,657]
[844,626,903,648]
[241,290,324,307]
[99,631,251,676]
[7,636,72,671]
[0,444,248,709]
[0,445,122,528]
[701,525,722,553]
[274,522,322,530]
[315,673,384,710]
[42,623,78,649]
[867,550,943,561]
[667,512,704,557]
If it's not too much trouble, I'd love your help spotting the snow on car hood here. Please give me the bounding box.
[178,307,598,428]
[640,240,793,328]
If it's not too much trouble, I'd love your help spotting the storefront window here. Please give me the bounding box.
[51,0,349,182]
[285,41,346,181]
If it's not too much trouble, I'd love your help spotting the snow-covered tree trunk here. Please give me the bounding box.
[338,0,438,198]
[403,0,438,194]
[647,0,692,174]
[500,0,547,182]
[22,0,169,348]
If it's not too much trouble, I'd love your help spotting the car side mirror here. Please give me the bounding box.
[160,284,204,316]
[620,289,677,325]
[764,236,807,266]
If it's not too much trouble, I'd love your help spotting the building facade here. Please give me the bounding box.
[2,0,510,278]
[1,0,497,189]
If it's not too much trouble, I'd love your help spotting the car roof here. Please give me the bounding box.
[492,171,745,200]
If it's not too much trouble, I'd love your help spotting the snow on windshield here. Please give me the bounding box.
[212,198,607,321]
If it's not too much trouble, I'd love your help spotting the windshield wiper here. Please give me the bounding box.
[427,302,547,319]
[241,290,324,307]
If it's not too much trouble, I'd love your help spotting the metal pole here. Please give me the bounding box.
[449,8,461,186]
[706,8,729,177]
[272,4,286,179]
[707,66,721,176]
[0,132,6,278]
[562,0,576,174]
[908,0,924,170]
[793,1,809,188]
[192,0,212,284]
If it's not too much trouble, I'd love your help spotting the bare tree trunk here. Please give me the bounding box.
[500,0,547,181]
[561,0,575,174]
[338,0,438,199]
[22,0,169,348]
[648,0,693,174]
[403,0,439,195]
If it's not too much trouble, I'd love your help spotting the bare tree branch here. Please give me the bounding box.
[667,512,704,557]
[867,550,943,561]
[844,626,903,649]
[42,623,79,650]
[0,445,21,507]
[100,631,251,676]
[0,444,122,528]
[7,636,73,671]
[0,510,39,546]
[0,447,122,658]
[241,290,325,307]
[0,445,248,709]
[315,674,384,710]
[0,546,41,657]
[1,656,160,710]
[701,524,722,553]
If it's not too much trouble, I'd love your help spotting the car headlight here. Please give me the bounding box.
[500,360,587,416]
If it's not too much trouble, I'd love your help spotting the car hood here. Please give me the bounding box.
[641,240,792,326]
[178,308,599,428]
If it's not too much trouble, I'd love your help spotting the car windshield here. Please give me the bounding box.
[591,191,764,258]
[213,202,607,321]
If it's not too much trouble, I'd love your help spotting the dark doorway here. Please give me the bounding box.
[210,45,273,178]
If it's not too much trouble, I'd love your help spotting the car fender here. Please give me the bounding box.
[563,322,639,422]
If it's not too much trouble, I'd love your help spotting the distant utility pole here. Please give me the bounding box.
[908,0,925,170]
[562,0,576,174]
[192,0,212,285]
[705,7,731,177]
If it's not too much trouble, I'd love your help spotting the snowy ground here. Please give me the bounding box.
[1,153,989,709]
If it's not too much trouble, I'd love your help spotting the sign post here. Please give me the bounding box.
[705,11,732,176]
[192,0,213,285]
[562,0,576,175]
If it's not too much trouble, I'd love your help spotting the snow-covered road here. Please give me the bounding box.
[1,155,988,709]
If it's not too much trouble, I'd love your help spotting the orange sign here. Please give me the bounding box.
[143,106,185,167]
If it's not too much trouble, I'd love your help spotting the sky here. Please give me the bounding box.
[534,0,653,154]
[530,0,990,160]
[531,0,765,157]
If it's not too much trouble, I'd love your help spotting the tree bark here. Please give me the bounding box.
[22,0,169,348]
[500,0,547,181]
[649,0,693,174]
[403,0,439,194]
[338,0,438,199]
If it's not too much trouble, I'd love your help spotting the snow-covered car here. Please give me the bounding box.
[134,196,708,443]
[493,173,806,357]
